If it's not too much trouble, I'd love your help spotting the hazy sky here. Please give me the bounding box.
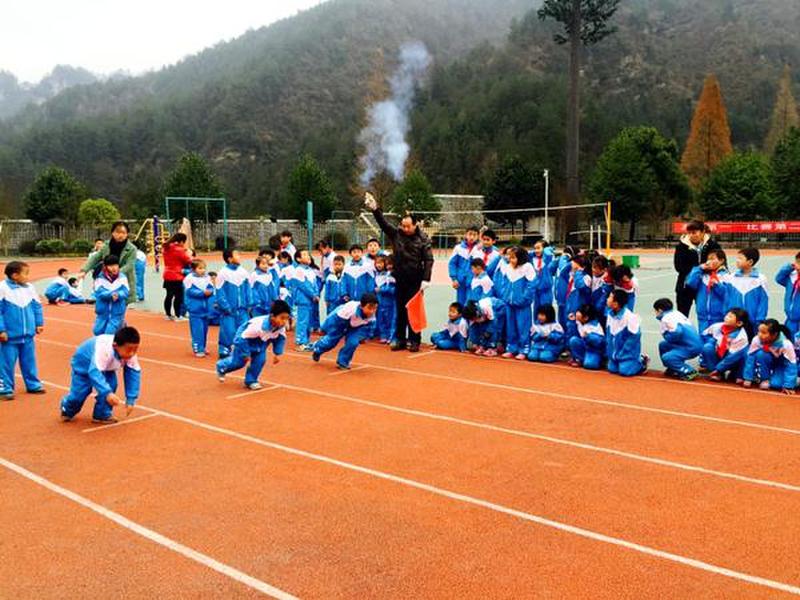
[1,0,325,83]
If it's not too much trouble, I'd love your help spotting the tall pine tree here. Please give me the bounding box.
[764,65,799,155]
[681,74,733,188]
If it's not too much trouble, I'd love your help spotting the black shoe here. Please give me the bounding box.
[390,342,407,352]
[28,388,47,395]
[312,352,321,363]
[91,417,119,425]
[408,343,420,353]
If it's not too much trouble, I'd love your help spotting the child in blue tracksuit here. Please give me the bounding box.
[249,255,277,317]
[184,259,215,358]
[685,248,729,334]
[216,249,251,358]
[462,297,506,357]
[311,260,324,333]
[207,272,220,327]
[325,256,347,314]
[0,261,45,399]
[590,256,613,327]
[654,298,703,380]
[743,319,797,395]
[702,308,750,383]
[343,245,375,304]
[293,249,321,350]
[568,304,605,370]
[312,294,378,370]
[529,240,554,315]
[448,226,480,306]
[611,264,640,311]
[44,268,71,304]
[528,304,565,363]
[775,251,800,337]
[468,259,494,303]
[552,246,577,330]
[276,252,295,313]
[135,249,146,302]
[60,327,141,424]
[501,247,536,359]
[564,255,592,342]
[375,255,397,344]
[93,255,129,336]
[725,248,768,336]
[470,229,502,278]
[431,303,468,352]
[606,289,648,377]
[216,300,290,389]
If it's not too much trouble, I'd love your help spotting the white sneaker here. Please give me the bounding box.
[165,316,175,321]
[175,316,188,322]
[759,381,771,390]
[247,382,263,391]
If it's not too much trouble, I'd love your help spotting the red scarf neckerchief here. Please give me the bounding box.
[717,324,735,358]
[603,272,613,285]
[618,279,634,291]
[537,255,543,270]
[103,268,118,283]
[566,273,575,297]
[707,269,720,293]
[483,247,493,266]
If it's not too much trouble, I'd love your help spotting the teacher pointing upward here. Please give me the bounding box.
[365,192,434,353]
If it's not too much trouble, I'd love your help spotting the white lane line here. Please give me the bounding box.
[82,413,160,433]
[407,350,437,360]
[226,385,281,400]
[327,365,370,377]
[0,457,297,600]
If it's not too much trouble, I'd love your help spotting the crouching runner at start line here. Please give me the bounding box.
[60,327,142,425]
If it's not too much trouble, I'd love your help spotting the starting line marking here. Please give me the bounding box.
[82,412,160,433]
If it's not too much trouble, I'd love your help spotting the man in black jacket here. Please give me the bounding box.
[673,220,722,317]
[365,193,434,352]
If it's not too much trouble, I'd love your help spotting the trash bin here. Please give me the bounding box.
[622,255,640,269]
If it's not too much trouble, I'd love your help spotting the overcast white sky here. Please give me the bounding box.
[1,0,326,83]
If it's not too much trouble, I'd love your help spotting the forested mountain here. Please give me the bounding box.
[0,0,798,218]
[0,66,99,120]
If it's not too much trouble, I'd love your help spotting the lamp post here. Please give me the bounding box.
[543,169,550,241]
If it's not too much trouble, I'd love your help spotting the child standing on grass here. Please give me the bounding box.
[93,255,129,335]
[0,261,45,400]
[216,300,290,390]
[184,259,215,358]
[568,304,605,370]
[44,268,70,304]
[527,304,564,363]
[775,251,800,337]
[312,293,378,370]
[249,255,277,317]
[60,327,141,424]
[501,247,536,360]
[431,302,468,352]
[375,255,397,344]
[654,298,703,381]
[448,226,480,306]
[462,297,506,357]
[743,319,797,395]
[606,289,648,377]
[725,248,769,336]
[293,249,320,351]
[325,255,347,313]
[702,309,750,383]
[216,249,251,358]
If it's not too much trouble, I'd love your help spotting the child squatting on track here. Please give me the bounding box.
[312,293,378,370]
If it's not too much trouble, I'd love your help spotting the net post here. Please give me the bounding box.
[605,201,612,257]
[306,201,314,251]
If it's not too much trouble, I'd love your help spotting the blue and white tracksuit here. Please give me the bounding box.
[564,270,592,340]
[277,263,295,311]
[685,267,729,333]
[60,335,141,421]
[93,272,129,335]
[502,263,536,355]
[311,266,323,331]
[530,250,554,314]
[606,307,646,377]
[471,245,502,278]
[725,270,769,332]
[591,275,613,326]
[65,285,87,304]
[216,264,251,357]
[468,297,506,350]
[324,273,346,314]
[448,240,478,306]
[343,259,375,303]
[292,264,319,347]
[614,277,640,311]
[208,288,220,327]
[320,251,338,279]
[184,272,214,355]
[552,255,573,330]
[376,271,397,342]
[0,280,44,395]
[492,259,510,300]
[656,310,703,376]
[569,319,605,370]
[702,323,749,379]
[216,316,286,386]
[468,272,494,303]
[313,301,376,368]
[44,277,70,304]
[528,322,565,363]
[743,334,798,391]
[282,242,297,260]
[135,250,146,301]
[249,268,277,317]
[775,264,800,336]
[431,317,468,352]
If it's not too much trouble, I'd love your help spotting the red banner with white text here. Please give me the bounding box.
[672,221,800,235]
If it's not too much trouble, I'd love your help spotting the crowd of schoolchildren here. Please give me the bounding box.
[432,225,800,395]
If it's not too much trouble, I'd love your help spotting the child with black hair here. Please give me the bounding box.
[468,258,494,303]
[726,248,768,335]
[216,249,251,358]
[568,304,605,370]
[528,304,564,363]
[529,239,554,315]
[611,264,640,310]
[654,298,703,380]
[743,319,797,394]
[564,254,592,342]
[365,238,385,266]
[606,289,648,377]
[280,230,297,259]
[552,245,578,331]
[449,226,480,306]
[293,249,320,351]
[375,255,397,344]
[0,261,45,399]
[93,255,130,335]
[325,255,347,313]
[501,246,535,359]
[590,255,613,327]
[66,278,91,304]
[44,268,71,304]
[207,271,220,326]
[431,303,468,352]
[775,251,800,337]
[184,259,215,357]
[60,326,141,424]
[470,229,501,278]
[312,293,379,369]
[343,244,375,303]
[249,255,277,317]
[702,309,750,383]
[462,297,506,357]
[216,300,290,389]
[685,248,730,335]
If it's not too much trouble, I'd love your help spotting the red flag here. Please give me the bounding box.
[406,291,428,333]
